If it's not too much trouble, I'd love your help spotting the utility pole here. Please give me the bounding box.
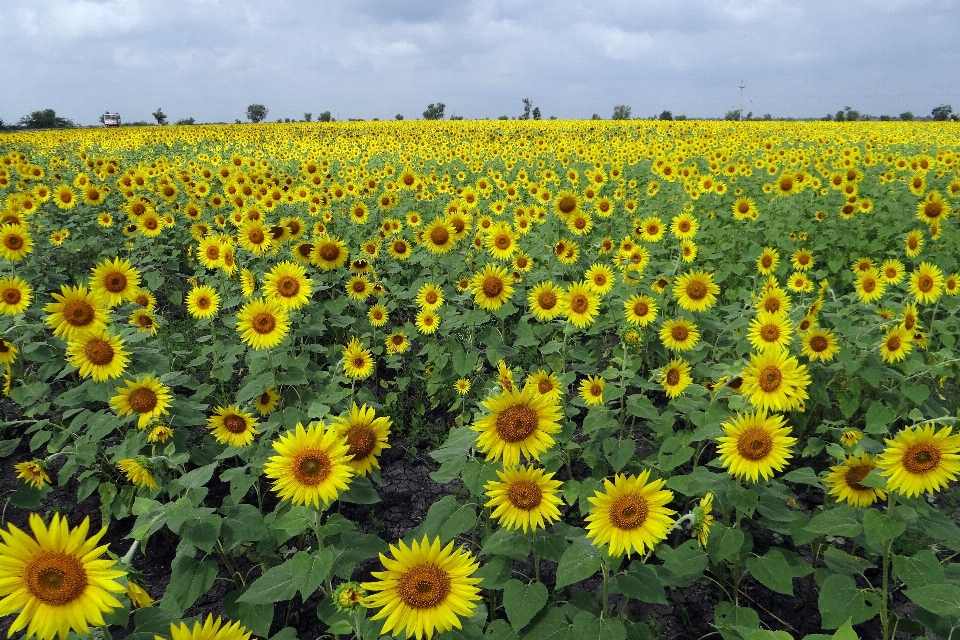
[739,81,745,121]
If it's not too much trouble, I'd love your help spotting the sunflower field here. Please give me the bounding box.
[1,120,959,640]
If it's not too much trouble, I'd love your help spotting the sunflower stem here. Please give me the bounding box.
[880,492,897,640]
[121,539,139,565]
[600,555,610,618]
[531,528,540,583]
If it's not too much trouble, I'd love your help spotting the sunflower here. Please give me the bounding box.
[553,190,580,218]
[800,327,839,362]
[671,212,698,239]
[824,454,886,507]
[343,336,374,379]
[486,222,517,260]
[787,272,813,293]
[879,259,905,284]
[853,269,885,304]
[525,369,562,401]
[385,331,409,355]
[732,197,758,220]
[739,347,810,412]
[238,220,273,255]
[240,268,256,298]
[623,294,658,327]
[362,535,482,640]
[879,324,913,363]
[13,460,49,489]
[0,223,33,262]
[757,287,792,315]
[747,311,794,352]
[160,615,253,640]
[454,378,471,395]
[716,411,796,482]
[877,424,960,497]
[584,263,615,295]
[421,217,456,254]
[691,492,715,548]
[236,297,290,350]
[52,184,77,210]
[659,358,692,398]
[659,318,700,351]
[129,309,158,336]
[263,420,354,508]
[528,281,564,321]
[909,261,944,305]
[138,212,164,237]
[196,236,225,270]
[313,235,349,270]
[563,281,599,328]
[331,403,392,476]
[0,338,17,367]
[65,327,130,382]
[416,283,444,310]
[917,190,948,224]
[415,309,439,334]
[368,304,389,327]
[471,264,513,311]
[585,471,676,558]
[904,229,924,258]
[387,238,412,261]
[263,261,312,310]
[208,405,259,448]
[110,374,173,429]
[0,513,127,640]
[472,385,562,467]
[579,374,606,406]
[44,285,110,340]
[256,386,280,416]
[900,302,921,332]
[130,287,156,311]
[0,276,31,315]
[673,270,720,313]
[185,284,220,319]
[755,247,780,276]
[117,458,158,490]
[484,465,563,533]
[147,424,174,443]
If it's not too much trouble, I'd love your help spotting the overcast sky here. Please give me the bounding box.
[2,0,959,126]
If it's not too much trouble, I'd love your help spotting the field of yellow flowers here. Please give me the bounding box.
[0,120,959,640]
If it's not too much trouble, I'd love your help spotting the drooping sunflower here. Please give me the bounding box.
[0,223,33,262]
[472,385,562,467]
[110,374,173,429]
[659,318,700,351]
[563,281,599,328]
[14,460,50,489]
[716,411,796,482]
[585,471,676,558]
[471,264,513,311]
[739,347,810,412]
[0,276,32,315]
[673,270,720,313]
[0,338,17,366]
[908,261,944,305]
[659,358,693,398]
[484,465,563,533]
[801,327,840,362]
[44,285,110,340]
[343,336,374,379]
[824,454,886,507]
[877,424,960,498]
[331,403,392,476]
[263,420,354,508]
[236,297,290,350]
[528,280,564,321]
[65,327,130,382]
[185,284,220,319]
[362,535,483,640]
[623,293,658,327]
[879,324,913,364]
[747,311,794,352]
[0,513,127,640]
[117,458,158,490]
[264,260,313,310]
[208,405,259,448]
[158,615,253,640]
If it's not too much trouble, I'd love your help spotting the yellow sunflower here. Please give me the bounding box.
[563,281,599,328]
[117,458,158,490]
[160,615,253,640]
[0,223,33,262]
[385,331,409,355]
[416,283,444,310]
[525,369,562,401]
[623,294,658,327]
[877,424,960,497]
[579,374,606,406]
[65,327,130,382]
[584,263,615,295]
[362,535,482,640]
[471,264,514,311]
[824,454,886,507]
[368,304,389,327]
[185,284,220,319]
[747,311,794,352]
[208,405,259,448]
[879,324,913,363]
[671,212,698,239]
[421,217,456,254]
[0,513,127,640]
[659,318,700,351]
[660,358,693,398]
[908,261,944,305]
[484,465,563,533]
[346,275,373,301]
[44,285,110,340]
[255,386,280,416]
[673,270,720,313]
[263,420,354,508]
[0,276,32,315]
[486,222,518,260]
[236,297,290,350]
[264,260,313,310]
[313,235,349,270]
[905,229,924,258]
[196,236,225,270]
[585,471,676,557]
[343,336,374,379]
[0,338,17,366]
[13,460,49,489]
[110,374,173,429]
[415,309,440,334]
[472,385,562,467]
[739,347,810,412]
[528,281,564,321]
[855,269,885,304]
[331,403,392,476]
[716,411,796,482]
[800,327,840,362]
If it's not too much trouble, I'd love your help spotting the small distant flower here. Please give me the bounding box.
[14,460,49,489]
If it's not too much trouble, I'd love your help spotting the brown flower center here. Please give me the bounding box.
[570,293,589,314]
[686,281,707,301]
[297,243,314,259]
[810,336,828,352]
[671,325,689,342]
[538,291,557,310]
[886,336,902,352]
[206,246,220,260]
[425,291,439,305]
[903,443,941,474]
[2,287,21,305]
[763,297,781,313]
[5,234,23,250]
[557,195,577,214]
[761,255,773,268]
[737,428,773,461]
[537,379,554,394]
[862,277,876,293]
[293,451,331,485]
[129,387,158,414]
[430,225,450,246]
[482,276,504,298]
[495,405,539,443]
[346,426,377,460]
[319,243,341,262]
[845,464,873,491]
[223,414,249,434]
[398,564,450,609]
[924,202,943,219]
[248,229,265,244]
[84,338,114,366]
[666,368,681,386]
[507,479,543,510]
[760,324,780,343]
[609,494,649,530]
[277,276,299,297]
[917,275,933,292]
[63,300,95,328]
[25,552,88,605]
[252,312,277,334]
[757,365,782,392]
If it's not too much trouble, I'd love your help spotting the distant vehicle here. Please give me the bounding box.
[100,112,121,127]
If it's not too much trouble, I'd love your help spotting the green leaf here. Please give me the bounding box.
[554,541,602,589]
[804,506,863,537]
[484,620,519,640]
[127,608,180,640]
[892,550,945,589]
[220,504,268,549]
[223,589,274,638]
[782,467,822,487]
[339,475,380,504]
[238,562,297,604]
[290,549,334,599]
[713,602,760,633]
[656,540,709,584]
[901,383,930,406]
[603,437,634,472]
[817,574,881,629]
[173,462,218,495]
[582,407,614,435]
[904,584,960,616]
[863,402,896,434]
[707,525,745,563]
[524,607,570,640]
[503,579,548,631]
[160,556,218,616]
[728,483,759,516]
[481,527,530,561]
[823,547,873,575]
[179,513,221,553]
[735,630,793,640]
[614,561,667,605]
[832,618,860,640]
[745,549,794,595]
[0,437,21,457]
[473,555,512,590]
[572,611,626,640]
[862,508,906,545]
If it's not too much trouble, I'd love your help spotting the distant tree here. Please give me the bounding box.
[879,115,892,121]
[520,98,533,120]
[612,105,632,120]
[659,110,673,121]
[152,108,168,125]
[762,113,772,121]
[532,107,541,120]
[822,113,834,121]
[724,109,741,121]
[246,104,268,123]
[592,114,602,120]
[449,115,464,120]
[932,104,954,121]
[18,109,75,129]
[395,114,403,120]
[746,111,753,120]
[675,114,688,121]
[318,111,332,122]
[234,119,242,124]
[423,103,445,120]
[549,115,557,120]
[174,117,195,125]
[303,112,312,122]
[836,106,860,122]
[498,115,509,120]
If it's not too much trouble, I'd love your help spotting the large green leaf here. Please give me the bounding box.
[904,584,960,617]
[160,555,219,616]
[613,561,667,605]
[745,549,794,596]
[817,574,880,629]
[237,562,297,604]
[804,506,863,538]
[502,579,548,631]
[554,541,601,590]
